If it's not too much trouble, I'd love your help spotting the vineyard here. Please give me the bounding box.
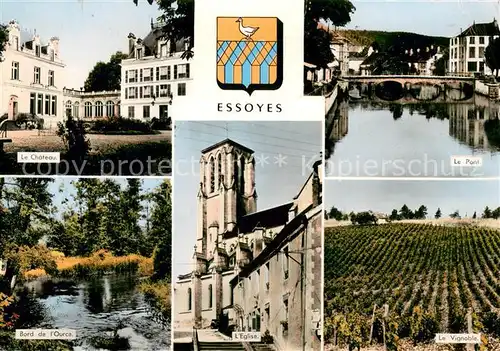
[324,223,500,350]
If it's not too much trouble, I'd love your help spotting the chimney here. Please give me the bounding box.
[127,33,136,55]
[150,18,154,29]
[49,37,60,57]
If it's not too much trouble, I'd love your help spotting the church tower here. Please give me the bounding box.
[196,139,257,260]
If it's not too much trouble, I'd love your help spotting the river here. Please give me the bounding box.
[325,90,500,177]
[23,274,170,350]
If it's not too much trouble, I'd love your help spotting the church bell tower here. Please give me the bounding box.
[196,139,257,260]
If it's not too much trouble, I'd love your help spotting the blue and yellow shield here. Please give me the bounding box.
[216,17,283,95]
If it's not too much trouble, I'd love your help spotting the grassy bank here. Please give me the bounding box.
[24,250,153,280]
[139,279,171,324]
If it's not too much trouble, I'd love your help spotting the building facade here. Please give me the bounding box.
[449,20,500,75]
[1,20,65,127]
[174,139,322,351]
[62,88,120,120]
[120,22,192,121]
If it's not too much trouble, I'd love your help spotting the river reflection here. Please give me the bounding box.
[325,93,500,177]
[24,274,170,350]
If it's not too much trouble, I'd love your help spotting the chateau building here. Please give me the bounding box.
[449,19,500,75]
[120,21,192,121]
[63,88,120,120]
[1,20,65,127]
[174,139,322,351]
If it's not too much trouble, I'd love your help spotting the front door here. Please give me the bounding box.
[159,105,169,121]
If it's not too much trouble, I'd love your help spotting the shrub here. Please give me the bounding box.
[90,116,156,135]
[56,114,91,163]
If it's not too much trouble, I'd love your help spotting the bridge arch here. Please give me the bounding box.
[374,81,405,101]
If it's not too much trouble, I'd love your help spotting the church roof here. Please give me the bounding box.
[229,204,313,286]
[201,138,254,155]
[227,202,294,237]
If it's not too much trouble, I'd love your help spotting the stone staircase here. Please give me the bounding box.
[198,341,245,351]
[249,342,276,351]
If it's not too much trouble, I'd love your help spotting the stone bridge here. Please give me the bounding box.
[343,75,474,86]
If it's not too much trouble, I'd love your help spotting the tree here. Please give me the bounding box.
[328,206,344,221]
[84,51,129,92]
[434,208,442,219]
[0,24,8,60]
[149,180,172,281]
[485,37,500,77]
[433,49,448,76]
[482,206,492,219]
[304,20,334,68]
[472,211,477,219]
[399,204,413,220]
[450,210,460,219]
[414,205,427,220]
[389,209,400,221]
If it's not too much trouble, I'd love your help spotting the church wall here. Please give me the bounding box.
[174,278,194,329]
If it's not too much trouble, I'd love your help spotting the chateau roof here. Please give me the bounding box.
[458,20,500,37]
[128,23,189,58]
[201,138,254,155]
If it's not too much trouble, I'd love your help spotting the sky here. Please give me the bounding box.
[173,121,322,281]
[325,179,500,218]
[2,0,500,89]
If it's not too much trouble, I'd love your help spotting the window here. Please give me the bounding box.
[48,70,54,86]
[34,67,41,84]
[95,101,103,117]
[37,94,43,115]
[187,288,192,311]
[106,101,114,117]
[217,153,222,187]
[35,45,40,57]
[128,106,135,118]
[13,36,19,50]
[51,96,57,116]
[30,93,36,114]
[143,86,152,98]
[283,246,289,280]
[128,87,137,98]
[159,84,171,97]
[161,44,168,57]
[128,70,137,83]
[84,102,92,117]
[136,48,142,59]
[177,63,190,78]
[470,37,475,44]
[44,95,50,115]
[480,36,485,44]
[143,105,150,118]
[210,157,215,192]
[73,101,79,119]
[65,101,72,117]
[50,50,54,61]
[467,61,478,72]
[208,284,213,308]
[479,47,485,58]
[469,47,475,58]
[11,62,19,80]
[178,83,186,96]
[158,66,170,80]
[143,68,153,82]
[264,263,270,290]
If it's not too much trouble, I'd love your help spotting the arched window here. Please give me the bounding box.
[210,157,215,193]
[73,101,79,119]
[65,100,72,117]
[187,288,192,311]
[217,153,222,188]
[95,101,104,117]
[240,157,245,192]
[208,284,213,308]
[233,155,238,191]
[106,101,114,117]
[84,102,92,117]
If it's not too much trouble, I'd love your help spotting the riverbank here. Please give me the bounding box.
[139,279,171,323]
[24,250,153,280]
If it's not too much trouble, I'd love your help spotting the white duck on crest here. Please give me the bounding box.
[236,17,259,40]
